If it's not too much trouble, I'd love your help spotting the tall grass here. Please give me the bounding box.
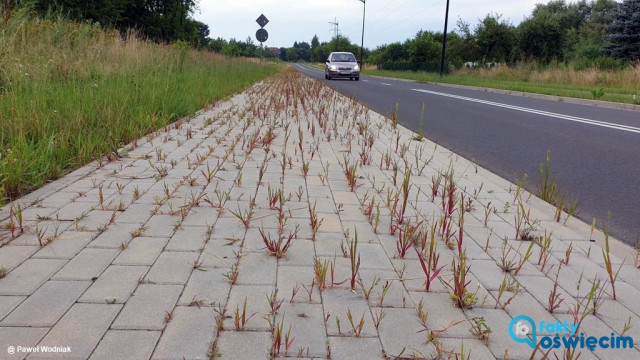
[0,7,280,204]
[363,63,640,104]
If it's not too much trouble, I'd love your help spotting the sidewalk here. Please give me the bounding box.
[0,68,638,360]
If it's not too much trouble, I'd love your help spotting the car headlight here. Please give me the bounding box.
[354,65,359,71]
[330,65,338,70]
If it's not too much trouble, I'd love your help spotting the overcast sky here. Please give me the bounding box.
[193,0,547,49]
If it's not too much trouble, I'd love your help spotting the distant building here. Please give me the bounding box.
[269,47,280,58]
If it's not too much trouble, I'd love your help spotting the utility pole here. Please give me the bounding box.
[358,0,366,66]
[329,18,339,51]
[439,0,450,78]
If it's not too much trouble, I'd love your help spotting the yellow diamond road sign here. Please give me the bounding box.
[256,14,269,28]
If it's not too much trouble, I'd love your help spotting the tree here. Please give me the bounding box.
[286,47,299,62]
[605,0,640,61]
[450,18,479,62]
[407,30,440,63]
[474,13,515,63]
[517,12,564,62]
[311,35,320,61]
[207,37,227,53]
[33,0,200,44]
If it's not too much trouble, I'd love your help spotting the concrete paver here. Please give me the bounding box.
[0,280,90,326]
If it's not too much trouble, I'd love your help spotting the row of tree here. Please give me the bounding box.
[12,0,210,46]
[370,0,639,68]
[272,0,639,68]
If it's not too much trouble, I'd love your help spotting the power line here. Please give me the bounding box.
[366,0,443,37]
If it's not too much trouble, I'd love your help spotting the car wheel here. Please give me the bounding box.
[355,77,360,81]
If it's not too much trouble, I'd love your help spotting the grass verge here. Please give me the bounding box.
[362,65,640,105]
[0,7,280,204]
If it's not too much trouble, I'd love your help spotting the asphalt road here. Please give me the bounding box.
[293,64,640,246]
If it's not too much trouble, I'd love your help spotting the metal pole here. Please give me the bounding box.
[359,0,366,67]
[439,0,450,78]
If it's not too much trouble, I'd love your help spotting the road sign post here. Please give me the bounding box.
[256,14,269,64]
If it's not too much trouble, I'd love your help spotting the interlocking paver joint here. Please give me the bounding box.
[0,68,638,359]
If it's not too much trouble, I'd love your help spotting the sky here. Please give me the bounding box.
[193,0,547,49]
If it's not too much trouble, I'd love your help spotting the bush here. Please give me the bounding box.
[595,56,622,71]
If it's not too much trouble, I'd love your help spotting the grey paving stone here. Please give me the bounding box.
[199,240,238,269]
[8,221,73,246]
[357,243,395,270]
[89,330,161,360]
[144,215,179,238]
[53,201,95,221]
[31,303,121,359]
[376,307,435,358]
[112,237,168,265]
[277,239,315,267]
[0,296,25,322]
[235,252,277,286]
[166,226,208,251]
[52,248,119,280]
[358,269,411,308]
[276,303,327,358]
[180,206,219,227]
[322,289,377,337]
[75,210,119,231]
[596,299,640,343]
[79,265,149,304]
[277,266,321,304]
[234,227,262,253]
[0,327,49,360]
[145,251,199,284]
[88,222,140,248]
[438,338,496,360]
[178,268,230,307]
[215,331,271,359]
[314,232,346,257]
[152,306,215,360]
[464,307,533,360]
[1,280,90,327]
[470,259,511,291]
[408,292,471,338]
[516,274,576,314]
[31,231,96,259]
[0,259,67,295]
[112,284,182,330]
[328,337,384,360]
[115,203,154,224]
[0,245,39,270]
[225,284,273,331]
[208,217,246,240]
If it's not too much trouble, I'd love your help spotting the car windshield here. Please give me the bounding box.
[331,53,356,62]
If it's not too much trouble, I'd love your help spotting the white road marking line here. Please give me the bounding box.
[362,79,369,82]
[412,89,640,135]
[381,83,392,86]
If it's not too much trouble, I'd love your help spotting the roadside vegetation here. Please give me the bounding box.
[0,6,279,204]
